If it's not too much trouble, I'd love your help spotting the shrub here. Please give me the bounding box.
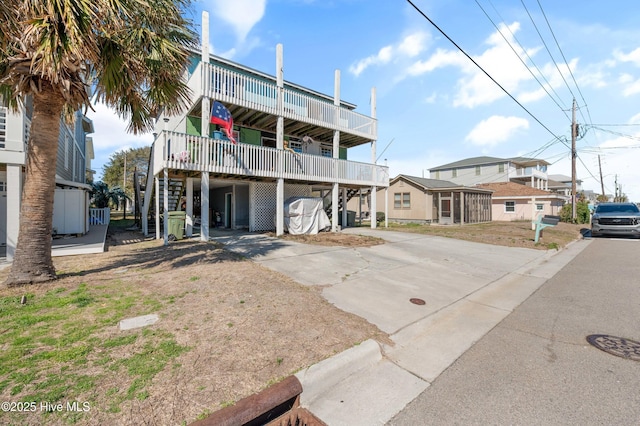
[559,200,590,224]
[376,211,385,224]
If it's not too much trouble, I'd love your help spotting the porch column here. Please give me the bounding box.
[163,168,168,246]
[201,12,210,137]
[185,177,194,237]
[201,172,209,241]
[276,43,285,236]
[370,87,377,229]
[155,176,160,238]
[371,186,377,229]
[460,191,465,225]
[332,69,341,232]
[332,183,339,231]
[358,189,362,225]
[6,164,22,261]
[341,187,347,228]
[384,186,388,228]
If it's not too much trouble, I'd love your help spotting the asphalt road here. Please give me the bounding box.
[388,237,640,425]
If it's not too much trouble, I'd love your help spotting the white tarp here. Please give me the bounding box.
[284,197,331,235]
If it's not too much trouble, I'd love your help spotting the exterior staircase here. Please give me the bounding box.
[324,188,362,219]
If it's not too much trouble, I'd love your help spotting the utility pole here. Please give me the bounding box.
[598,155,605,199]
[571,98,577,221]
[614,174,618,201]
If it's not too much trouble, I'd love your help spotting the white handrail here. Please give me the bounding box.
[153,131,389,187]
[201,63,377,140]
[89,208,110,225]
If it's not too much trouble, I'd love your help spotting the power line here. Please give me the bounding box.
[478,0,571,121]
[519,0,583,122]
[535,0,593,127]
[406,0,567,149]
[587,125,640,142]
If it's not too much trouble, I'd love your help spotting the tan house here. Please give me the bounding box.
[476,182,567,221]
[349,174,492,224]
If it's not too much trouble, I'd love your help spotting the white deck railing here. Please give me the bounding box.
[200,63,377,140]
[153,131,389,187]
[89,208,110,225]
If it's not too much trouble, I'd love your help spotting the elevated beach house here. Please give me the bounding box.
[141,12,388,240]
[1,96,95,261]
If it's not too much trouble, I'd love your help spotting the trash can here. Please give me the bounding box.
[168,211,186,240]
[338,210,356,227]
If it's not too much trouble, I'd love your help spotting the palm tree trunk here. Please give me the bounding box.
[5,84,65,286]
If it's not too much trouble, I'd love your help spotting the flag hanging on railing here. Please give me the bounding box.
[210,100,237,144]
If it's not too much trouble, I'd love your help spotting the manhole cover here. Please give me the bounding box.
[409,298,426,306]
[586,334,640,362]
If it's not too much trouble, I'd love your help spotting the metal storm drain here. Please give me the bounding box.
[410,298,426,306]
[586,334,640,362]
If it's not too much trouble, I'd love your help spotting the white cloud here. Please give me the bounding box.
[453,23,538,108]
[622,79,640,96]
[406,48,466,76]
[86,103,154,178]
[208,0,266,42]
[349,31,430,76]
[465,115,529,147]
[349,45,393,76]
[424,93,437,104]
[619,73,634,84]
[629,112,640,123]
[614,47,640,66]
[398,32,429,57]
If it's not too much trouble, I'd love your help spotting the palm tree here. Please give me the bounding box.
[90,181,129,209]
[1,1,197,286]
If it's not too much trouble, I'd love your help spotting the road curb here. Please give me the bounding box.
[295,339,381,406]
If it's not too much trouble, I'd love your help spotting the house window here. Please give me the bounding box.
[0,181,5,192]
[320,145,332,157]
[505,201,515,213]
[394,192,410,209]
[289,140,302,153]
[452,169,457,178]
[435,171,440,179]
[475,166,481,176]
[498,163,504,173]
[536,203,544,211]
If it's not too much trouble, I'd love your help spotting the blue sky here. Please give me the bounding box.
[88,0,640,201]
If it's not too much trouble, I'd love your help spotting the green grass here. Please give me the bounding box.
[0,281,190,424]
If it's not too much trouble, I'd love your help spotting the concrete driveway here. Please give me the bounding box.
[212,228,590,425]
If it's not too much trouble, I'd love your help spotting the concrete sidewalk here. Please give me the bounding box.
[0,224,108,270]
[213,229,591,425]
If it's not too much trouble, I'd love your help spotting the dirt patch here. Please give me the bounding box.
[382,221,584,250]
[268,231,384,247]
[0,228,387,426]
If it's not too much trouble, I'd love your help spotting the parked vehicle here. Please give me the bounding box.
[591,202,640,237]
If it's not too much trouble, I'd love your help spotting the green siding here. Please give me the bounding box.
[240,128,261,145]
[187,116,217,138]
[186,116,202,136]
[339,147,347,160]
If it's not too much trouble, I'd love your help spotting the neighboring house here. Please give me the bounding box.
[429,156,550,190]
[547,173,583,197]
[141,11,388,240]
[476,182,566,221]
[0,98,94,260]
[347,174,492,225]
